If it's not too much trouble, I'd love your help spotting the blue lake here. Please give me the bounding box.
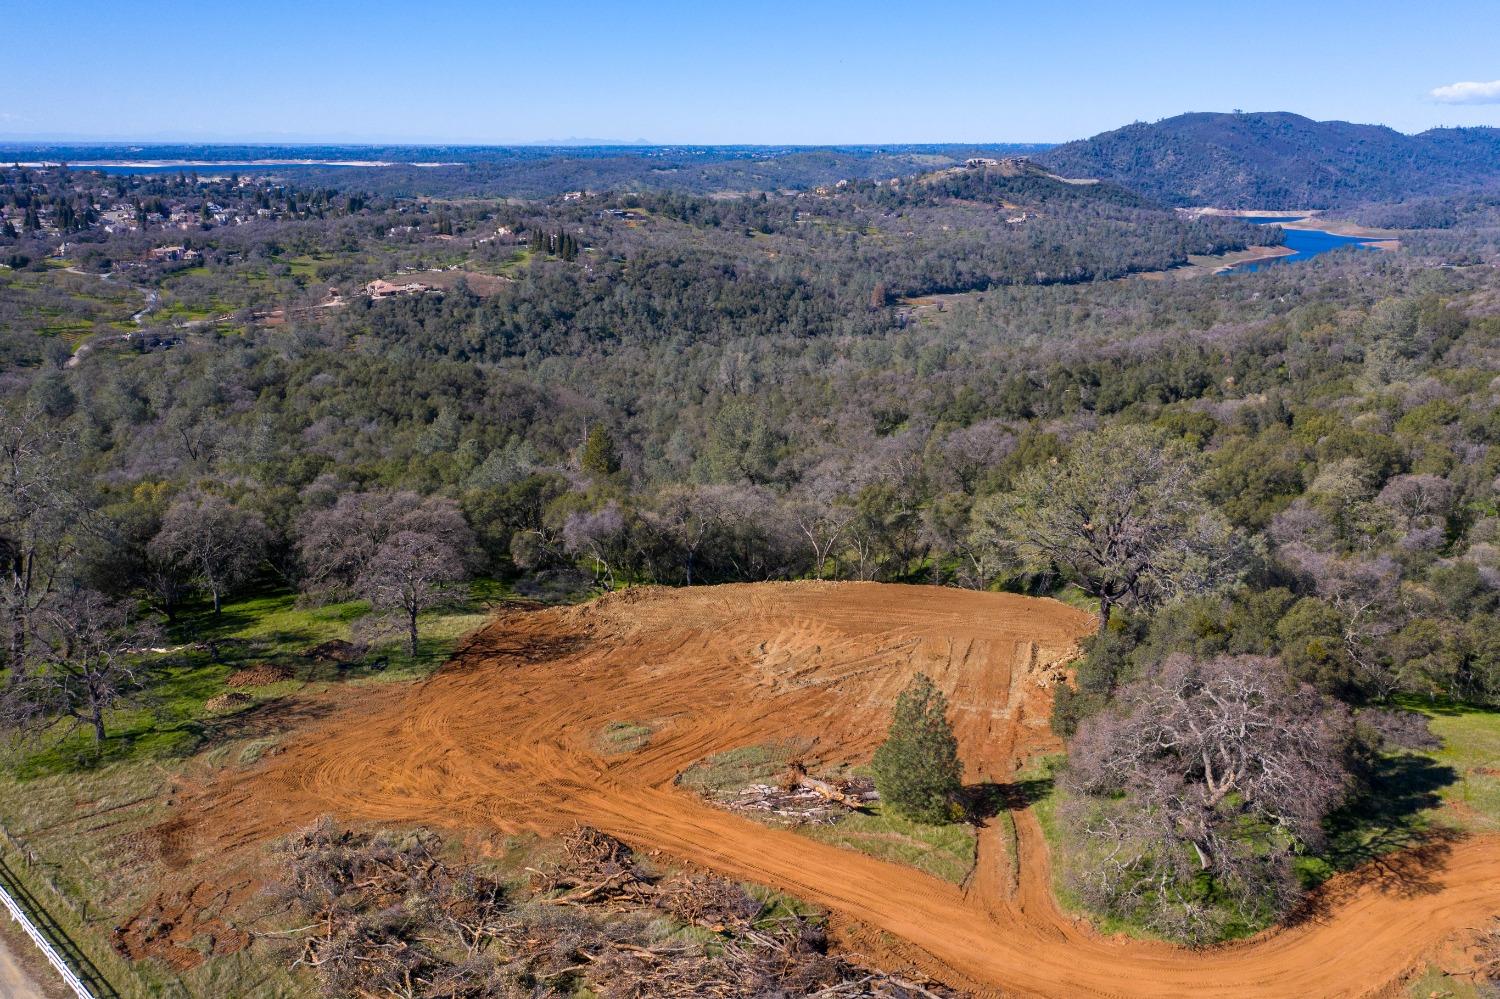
[1226,217,1381,273]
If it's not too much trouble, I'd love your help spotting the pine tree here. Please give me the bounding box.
[579,425,621,477]
[871,673,963,824]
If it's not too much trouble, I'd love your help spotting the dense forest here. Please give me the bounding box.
[2,137,1500,976]
[1040,111,1500,208]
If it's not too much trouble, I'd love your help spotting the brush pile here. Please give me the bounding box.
[270,820,956,998]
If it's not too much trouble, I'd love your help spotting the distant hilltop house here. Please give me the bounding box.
[965,156,1031,172]
[364,278,437,300]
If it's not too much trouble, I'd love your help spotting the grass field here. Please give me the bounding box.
[803,802,976,884]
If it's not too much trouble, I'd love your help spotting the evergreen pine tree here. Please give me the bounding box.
[579,424,621,477]
[871,673,963,824]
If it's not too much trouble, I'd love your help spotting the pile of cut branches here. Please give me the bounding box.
[268,820,958,998]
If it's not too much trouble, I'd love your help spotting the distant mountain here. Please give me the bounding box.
[1037,112,1500,208]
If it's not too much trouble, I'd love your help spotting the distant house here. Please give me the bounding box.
[149,245,201,262]
[364,278,435,300]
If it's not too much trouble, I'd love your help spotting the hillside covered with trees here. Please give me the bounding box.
[1039,111,1500,208]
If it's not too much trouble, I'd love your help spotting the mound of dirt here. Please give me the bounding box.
[305,639,364,665]
[225,663,292,688]
[167,581,1500,998]
[113,883,252,971]
[203,692,252,712]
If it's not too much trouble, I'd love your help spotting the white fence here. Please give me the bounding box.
[0,876,94,998]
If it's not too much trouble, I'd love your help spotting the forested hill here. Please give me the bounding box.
[1037,111,1500,208]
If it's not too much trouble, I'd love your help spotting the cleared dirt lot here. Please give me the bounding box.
[175,582,1500,997]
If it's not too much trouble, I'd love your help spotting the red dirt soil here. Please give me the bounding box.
[174,581,1500,997]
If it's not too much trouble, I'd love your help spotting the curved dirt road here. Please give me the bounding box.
[182,582,1500,997]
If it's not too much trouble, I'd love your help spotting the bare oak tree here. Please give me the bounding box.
[360,530,468,656]
[3,590,160,747]
[0,414,86,674]
[298,491,476,655]
[1064,654,1350,941]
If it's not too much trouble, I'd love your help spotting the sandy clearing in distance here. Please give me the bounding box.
[175,582,1500,997]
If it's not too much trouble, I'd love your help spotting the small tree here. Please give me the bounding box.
[579,425,621,478]
[359,531,467,657]
[871,673,962,824]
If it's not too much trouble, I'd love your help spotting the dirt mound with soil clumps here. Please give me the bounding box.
[204,691,252,712]
[113,883,252,970]
[225,663,292,687]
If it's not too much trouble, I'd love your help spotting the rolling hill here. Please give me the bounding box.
[1037,111,1500,208]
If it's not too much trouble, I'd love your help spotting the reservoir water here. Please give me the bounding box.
[1226,216,1381,273]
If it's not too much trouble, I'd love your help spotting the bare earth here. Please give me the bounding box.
[174,582,1500,997]
[0,917,67,999]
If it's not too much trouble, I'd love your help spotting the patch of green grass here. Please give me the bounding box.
[8,583,497,778]
[1301,701,1500,887]
[801,802,976,884]
[675,740,813,798]
[282,254,327,278]
[1419,701,1500,830]
[1407,963,1483,999]
[596,720,654,755]
[746,883,822,928]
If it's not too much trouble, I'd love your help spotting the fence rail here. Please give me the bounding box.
[0,870,95,998]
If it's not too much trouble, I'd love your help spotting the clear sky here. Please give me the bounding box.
[5,0,1500,145]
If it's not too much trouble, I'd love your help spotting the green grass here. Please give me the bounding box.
[281,254,327,278]
[1407,963,1484,999]
[675,740,815,798]
[596,720,655,755]
[8,583,496,778]
[802,802,976,884]
[1419,701,1500,830]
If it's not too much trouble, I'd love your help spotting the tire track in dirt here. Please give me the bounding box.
[176,581,1500,997]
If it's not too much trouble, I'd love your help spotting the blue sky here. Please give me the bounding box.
[5,0,1500,144]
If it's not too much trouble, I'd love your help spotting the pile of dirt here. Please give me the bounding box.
[224,663,292,688]
[203,692,252,712]
[113,883,252,971]
[304,639,364,665]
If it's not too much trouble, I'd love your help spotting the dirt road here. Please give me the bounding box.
[179,582,1500,997]
[0,920,68,999]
